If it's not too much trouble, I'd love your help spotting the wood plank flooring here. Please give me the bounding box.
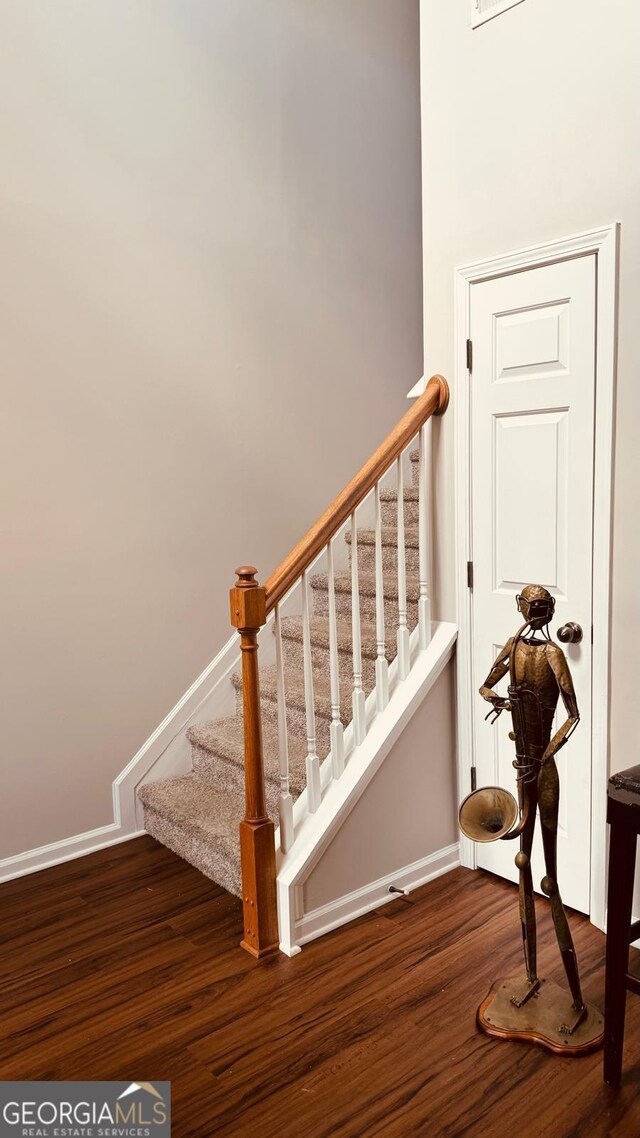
[1,836,639,1137]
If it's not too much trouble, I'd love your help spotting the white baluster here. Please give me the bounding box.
[418,422,432,648]
[396,456,410,679]
[350,510,367,744]
[374,482,389,710]
[302,569,321,812]
[327,539,344,778]
[274,604,294,852]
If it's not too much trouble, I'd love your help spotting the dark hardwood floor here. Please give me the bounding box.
[1,836,638,1137]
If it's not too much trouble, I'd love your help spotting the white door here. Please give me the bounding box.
[470,255,596,914]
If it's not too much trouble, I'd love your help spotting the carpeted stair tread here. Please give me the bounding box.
[187,715,308,799]
[232,664,337,721]
[344,525,419,549]
[280,614,387,660]
[138,771,243,897]
[379,485,418,502]
[310,568,420,601]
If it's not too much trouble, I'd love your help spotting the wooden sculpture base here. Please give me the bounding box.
[478,976,604,1056]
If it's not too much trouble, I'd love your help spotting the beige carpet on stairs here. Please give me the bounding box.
[138,450,423,897]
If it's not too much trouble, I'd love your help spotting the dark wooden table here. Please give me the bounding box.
[605,765,640,1087]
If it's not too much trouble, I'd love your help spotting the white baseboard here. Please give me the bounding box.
[296,842,460,948]
[1,630,248,885]
[0,823,146,885]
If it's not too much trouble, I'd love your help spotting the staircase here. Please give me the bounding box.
[139,454,422,895]
[138,375,450,955]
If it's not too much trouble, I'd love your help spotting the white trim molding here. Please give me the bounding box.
[453,223,620,932]
[0,823,146,885]
[407,375,427,399]
[296,842,460,948]
[471,0,526,30]
[114,630,241,832]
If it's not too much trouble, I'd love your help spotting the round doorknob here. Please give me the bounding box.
[557,621,583,644]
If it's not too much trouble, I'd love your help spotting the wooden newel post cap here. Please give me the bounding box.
[234,566,259,587]
[230,566,267,630]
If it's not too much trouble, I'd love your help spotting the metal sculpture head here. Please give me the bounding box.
[516,584,555,630]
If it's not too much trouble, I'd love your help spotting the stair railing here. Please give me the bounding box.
[230,374,449,957]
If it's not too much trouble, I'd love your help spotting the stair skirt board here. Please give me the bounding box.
[292,843,460,951]
[276,622,458,955]
[1,627,246,883]
[1,627,245,883]
[117,629,244,834]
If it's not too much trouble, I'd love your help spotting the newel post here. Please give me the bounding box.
[230,566,279,958]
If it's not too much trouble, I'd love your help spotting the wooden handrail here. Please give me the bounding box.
[264,374,449,614]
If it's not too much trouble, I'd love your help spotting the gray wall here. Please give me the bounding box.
[0,0,422,859]
[303,661,458,913]
[420,0,640,776]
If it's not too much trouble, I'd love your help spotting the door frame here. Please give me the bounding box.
[453,223,619,931]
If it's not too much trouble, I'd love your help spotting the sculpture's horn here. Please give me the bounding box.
[458,786,519,843]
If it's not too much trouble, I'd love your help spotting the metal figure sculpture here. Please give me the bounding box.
[459,585,603,1052]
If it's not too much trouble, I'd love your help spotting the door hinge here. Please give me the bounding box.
[466,338,473,373]
[467,560,474,589]
[471,765,477,792]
